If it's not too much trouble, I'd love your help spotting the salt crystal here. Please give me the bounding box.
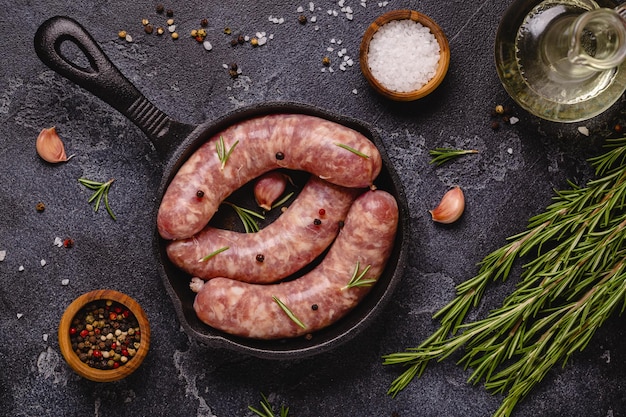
[333,10,339,16]
[203,41,213,51]
[338,0,345,6]
[245,35,250,41]
[168,25,176,33]
[61,279,70,286]
[367,19,441,92]
[309,1,315,11]
[17,313,23,319]
[40,259,46,267]
[509,116,519,125]
[278,17,285,23]
[315,25,320,31]
[125,34,133,42]
[346,13,354,20]
[258,37,267,46]
[43,334,49,342]
[269,34,274,39]
[361,2,367,7]
[222,63,229,69]
[346,6,353,13]
[54,237,63,247]
[0,250,6,261]
[339,64,346,71]
[310,16,317,22]
[18,265,24,272]
[578,126,590,136]
[347,58,354,66]
[507,148,513,154]
[297,6,304,12]
[327,46,334,52]
[321,68,327,72]
[352,89,358,94]
[327,9,333,15]
[329,67,334,73]
[330,38,336,43]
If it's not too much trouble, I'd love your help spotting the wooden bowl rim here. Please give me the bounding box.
[58,289,151,382]
[359,9,450,101]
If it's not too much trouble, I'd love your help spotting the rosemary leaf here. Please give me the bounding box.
[198,246,230,262]
[271,192,294,210]
[273,296,306,329]
[429,148,478,166]
[335,143,370,159]
[342,261,376,290]
[78,178,116,220]
[216,136,239,170]
[223,201,264,233]
[383,136,626,415]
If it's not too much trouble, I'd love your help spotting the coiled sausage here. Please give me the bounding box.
[157,114,383,240]
[191,189,399,339]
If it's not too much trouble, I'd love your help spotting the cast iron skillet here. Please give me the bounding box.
[34,16,410,359]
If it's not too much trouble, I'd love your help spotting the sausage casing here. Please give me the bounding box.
[157,114,383,240]
[166,176,362,283]
[192,189,399,339]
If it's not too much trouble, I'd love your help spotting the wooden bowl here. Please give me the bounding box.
[359,9,450,101]
[58,289,150,382]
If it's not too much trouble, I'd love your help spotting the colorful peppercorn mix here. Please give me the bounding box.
[69,299,141,370]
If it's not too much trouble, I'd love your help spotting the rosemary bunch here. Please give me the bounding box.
[383,137,626,417]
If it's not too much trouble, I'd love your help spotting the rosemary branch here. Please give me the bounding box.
[216,135,239,170]
[342,261,376,290]
[384,137,626,417]
[429,148,478,166]
[248,393,289,417]
[78,178,116,220]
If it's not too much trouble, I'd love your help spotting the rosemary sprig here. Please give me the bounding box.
[223,201,264,233]
[78,178,116,220]
[198,246,229,262]
[248,393,289,417]
[384,137,626,417]
[342,261,376,290]
[216,135,239,170]
[273,296,306,329]
[335,143,370,159]
[429,148,478,166]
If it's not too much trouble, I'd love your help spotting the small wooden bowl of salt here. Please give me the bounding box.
[360,10,450,101]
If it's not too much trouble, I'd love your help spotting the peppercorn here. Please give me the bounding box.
[491,121,500,131]
[237,35,245,45]
[318,208,326,216]
[201,18,208,27]
[311,304,318,310]
[156,27,165,35]
[298,15,307,24]
[313,218,322,226]
[166,9,174,17]
[256,254,265,262]
[118,30,127,39]
[171,32,179,40]
[141,18,149,26]
[230,38,239,47]
[495,104,505,115]
[156,4,164,13]
[224,27,232,35]
[615,124,623,133]
[322,56,331,66]
[63,238,74,248]
[196,190,205,198]
[36,202,45,212]
[275,152,285,160]
[144,24,154,34]
[338,220,345,229]
[250,37,259,47]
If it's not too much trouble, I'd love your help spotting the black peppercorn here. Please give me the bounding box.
[313,218,322,226]
[298,15,307,24]
[196,190,205,198]
[230,38,239,47]
[200,18,208,27]
[311,304,318,310]
[36,202,45,212]
[256,254,265,262]
[156,4,164,13]
[237,35,245,45]
[275,152,285,160]
[166,9,174,17]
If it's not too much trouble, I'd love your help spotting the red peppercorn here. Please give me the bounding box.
[109,312,117,320]
[123,310,130,318]
[121,349,129,357]
[92,350,102,358]
[70,327,77,335]
[80,329,89,338]
[113,362,120,369]
[318,208,326,216]
[63,238,74,248]
[111,342,117,349]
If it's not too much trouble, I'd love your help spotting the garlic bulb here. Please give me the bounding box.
[429,186,465,224]
[36,127,72,163]
[254,171,289,211]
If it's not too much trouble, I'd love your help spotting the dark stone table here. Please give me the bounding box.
[1,0,625,416]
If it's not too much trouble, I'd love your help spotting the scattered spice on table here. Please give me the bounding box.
[70,299,142,370]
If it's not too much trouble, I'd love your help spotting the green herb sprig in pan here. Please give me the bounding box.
[248,392,289,417]
[384,137,626,417]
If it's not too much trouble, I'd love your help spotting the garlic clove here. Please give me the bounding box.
[36,126,72,163]
[254,171,289,211]
[429,186,465,224]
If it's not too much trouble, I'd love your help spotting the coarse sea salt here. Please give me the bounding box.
[367,19,440,93]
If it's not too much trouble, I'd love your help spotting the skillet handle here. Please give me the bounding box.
[34,16,194,159]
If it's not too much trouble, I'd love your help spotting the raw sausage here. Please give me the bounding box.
[191,189,399,339]
[157,114,383,240]
[166,176,362,283]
